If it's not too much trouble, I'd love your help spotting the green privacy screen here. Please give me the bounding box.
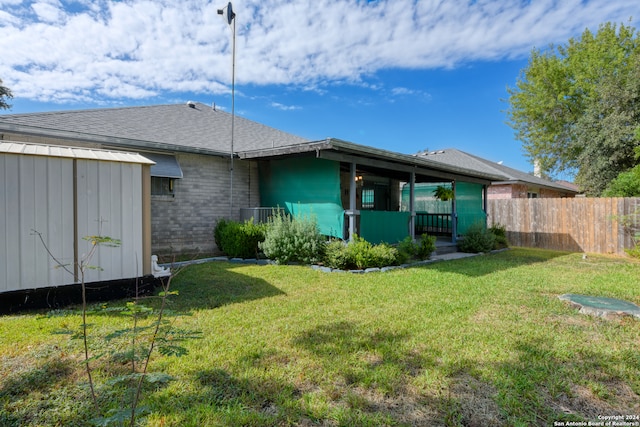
[455,181,486,235]
[360,211,410,244]
[259,157,344,238]
[400,183,452,213]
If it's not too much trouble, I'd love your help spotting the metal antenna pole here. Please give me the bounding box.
[218,2,236,219]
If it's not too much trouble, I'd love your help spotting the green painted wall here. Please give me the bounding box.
[259,157,344,238]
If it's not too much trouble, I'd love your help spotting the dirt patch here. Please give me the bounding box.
[447,372,506,427]
[544,378,640,420]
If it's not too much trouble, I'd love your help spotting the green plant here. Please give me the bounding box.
[433,185,454,201]
[612,207,640,259]
[416,233,436,259]
[213,218,229,253]
[458,222,496,253]
[33,228,194,427]
[489,223,508,249]
[323,235,399,269]
[260,210,324,264]
[397,234,436,263]
[215,219,267,259]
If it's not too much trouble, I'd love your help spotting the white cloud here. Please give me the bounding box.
[270,102,301,111]
[31,0,65,24]
[0,0,638,104]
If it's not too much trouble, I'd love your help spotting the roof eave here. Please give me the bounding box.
[0,123,231,158]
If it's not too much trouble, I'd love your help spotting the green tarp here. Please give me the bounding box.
[455,181,486,235]
[360,211,410,244]
[259,157,344,238]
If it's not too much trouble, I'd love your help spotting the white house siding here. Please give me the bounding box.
[150,153,260,255]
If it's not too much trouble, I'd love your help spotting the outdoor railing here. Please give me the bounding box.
[415,212,452,235]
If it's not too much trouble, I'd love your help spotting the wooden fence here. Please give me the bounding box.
[486,198,640,255]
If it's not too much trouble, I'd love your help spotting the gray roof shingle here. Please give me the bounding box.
[0,102,309,155]
[417,148,578,193]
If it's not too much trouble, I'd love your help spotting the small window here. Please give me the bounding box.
[527,192,538,199]
[362,187,375,209]
[152,177,175,196]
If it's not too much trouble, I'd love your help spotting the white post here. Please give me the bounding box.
[409,172,415,240]
[348,162,358,241]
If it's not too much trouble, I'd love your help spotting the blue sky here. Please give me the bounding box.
[1,0,638,177]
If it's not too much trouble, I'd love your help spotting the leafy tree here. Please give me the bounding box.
[603,145,640,196]
[0,78,12,110]
[507,22,640,196]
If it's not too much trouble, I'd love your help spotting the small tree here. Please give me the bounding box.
[0,78,13,110]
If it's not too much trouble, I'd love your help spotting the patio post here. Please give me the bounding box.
[409,171,415,241]
[347,162,358,242]
[451,180,457,243]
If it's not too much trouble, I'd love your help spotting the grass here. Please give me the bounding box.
[1,248,640,426]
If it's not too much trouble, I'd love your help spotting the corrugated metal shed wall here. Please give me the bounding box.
[76,159,144,284]
[1,150,145,293]
[1,154,75,291]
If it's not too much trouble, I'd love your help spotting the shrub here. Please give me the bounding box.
[397,234,436,263]
[260,211,325,264]
[458,222,495,253]
[489,224,508,249]
[323,235,399,269]
[416,233,436,260]
[214,219,266,259]
[213,218,229,253]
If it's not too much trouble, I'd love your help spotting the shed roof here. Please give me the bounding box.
[0,141,155,164]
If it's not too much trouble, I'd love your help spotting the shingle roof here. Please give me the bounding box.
[0,102,309,155]
[416,148,578,193]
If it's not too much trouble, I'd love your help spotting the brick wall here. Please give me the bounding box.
[151,153,260,255]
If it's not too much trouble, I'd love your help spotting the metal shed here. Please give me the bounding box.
[0,141,153,294]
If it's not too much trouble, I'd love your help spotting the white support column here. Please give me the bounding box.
[347,162,359,242]
[451,180,457,243]
[409,172,416,240]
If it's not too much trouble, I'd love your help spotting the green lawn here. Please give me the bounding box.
[1,248,639,426]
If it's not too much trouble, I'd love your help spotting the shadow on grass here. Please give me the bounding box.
[0,358,94,427]
[465,334,640,426]
[150,321,473,425]
[167,261,286,312]
[422,248,573,277]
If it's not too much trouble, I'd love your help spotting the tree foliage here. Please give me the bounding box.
[0,78,12,110]
[507,21,640,196]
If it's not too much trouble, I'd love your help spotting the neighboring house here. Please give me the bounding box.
[0,103,506,261]
[415,149,579,199]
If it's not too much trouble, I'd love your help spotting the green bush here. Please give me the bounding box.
[260,211,325,264]
[214,218,266,258]
[213,218,229,253]
[489,224,508,249]
[397,234,436,263]
[458,222,495,253]
[323,235,399,270]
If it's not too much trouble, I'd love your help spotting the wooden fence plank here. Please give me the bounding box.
[486,197,640,255]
